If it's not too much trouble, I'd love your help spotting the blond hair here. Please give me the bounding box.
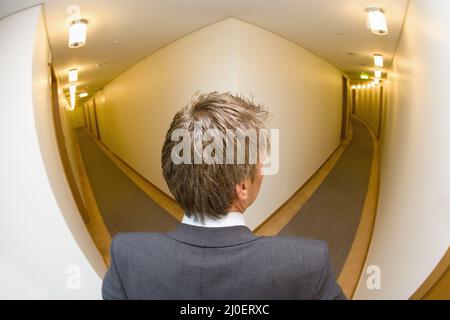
[161,92,269,222]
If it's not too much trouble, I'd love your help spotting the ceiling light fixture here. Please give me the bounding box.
[70,95,75,110]
[374,69,382,79]
[374,78,380,84]
[69,84,77,95]
[366,6,388,35]
[68,19,88,48]
[68,68,78,82]
[374,54,384,68]
[360,72,369,80]
[79,92,88,98]
[69,84,76,110]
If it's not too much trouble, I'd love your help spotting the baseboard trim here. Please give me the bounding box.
[338,115,380,299]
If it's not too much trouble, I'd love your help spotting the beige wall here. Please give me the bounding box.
[87,100,99,138]
[84,90,110,147]
[355,0,450,299]
[69,105,85,129]
[344,77,352,139]
[354,85,382,136]
[93,91,109,146]
[86,18,344,230]
[231,19,343,228]
[58,91,85,206]
[97,18,236,196]
[0,6,103,298]
[84,18,344,230]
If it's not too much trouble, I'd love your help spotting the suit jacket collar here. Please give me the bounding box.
[165,223,261,248]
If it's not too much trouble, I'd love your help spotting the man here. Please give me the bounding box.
[102,92,346,300]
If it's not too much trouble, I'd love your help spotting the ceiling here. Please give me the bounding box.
[1,0,409,103]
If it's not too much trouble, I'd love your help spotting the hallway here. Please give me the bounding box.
[77,113,374,276]
[77,129,178,235]
[1,0,449,300]
[279,117,373,274]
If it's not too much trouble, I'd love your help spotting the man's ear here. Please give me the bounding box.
[235,180,249,201]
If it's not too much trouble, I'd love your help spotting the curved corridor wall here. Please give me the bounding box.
[0,6,104,298]
[90,18,343,230]
[354,85,382,137]
[231,19,343,228]
[354,0,450,299]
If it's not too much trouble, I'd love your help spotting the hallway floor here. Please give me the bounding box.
[279,116,373,274]
[77,129,178,236]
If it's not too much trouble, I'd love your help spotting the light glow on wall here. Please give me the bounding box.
[352,81,381,90]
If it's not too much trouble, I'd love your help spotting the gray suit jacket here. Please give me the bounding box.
[102,224,346,300]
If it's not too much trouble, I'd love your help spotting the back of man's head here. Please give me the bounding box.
[161,92,269,222]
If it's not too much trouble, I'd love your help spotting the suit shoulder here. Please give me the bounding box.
[258,235,326,252]
[110,232,164,257]
[258,236,328,271]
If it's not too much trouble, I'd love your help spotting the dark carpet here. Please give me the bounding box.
[278,117,373,275]
[76,129,178,236]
